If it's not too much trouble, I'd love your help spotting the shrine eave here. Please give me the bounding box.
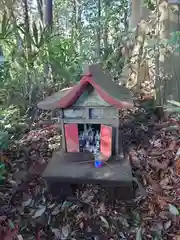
[57,75,133,109]
[37,64,134,110]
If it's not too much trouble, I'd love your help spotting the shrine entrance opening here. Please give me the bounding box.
[78,124,100,153]
[77,123,113,159]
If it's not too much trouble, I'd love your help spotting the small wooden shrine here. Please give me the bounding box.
[38,63,134,199]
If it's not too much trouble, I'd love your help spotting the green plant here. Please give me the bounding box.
[0,163,6,183]
[144,0,155,10]
[0,131,8,184]
[0,130,9,150]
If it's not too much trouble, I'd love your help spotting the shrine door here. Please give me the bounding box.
[64,123,79,152]
[100,124,112,158]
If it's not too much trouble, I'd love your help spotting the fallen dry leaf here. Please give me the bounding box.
[100,216,109,228]
[164,220,171,230]
[129,150,141,168]
[168,140,176,151]
[0,105,179,240]
[157,196,168,210]
[98,202,106,214]
[62,224,71,238]
[175,157,180,176]
[169,204,179,216]
[149,160,169,170]
[17,234,23,240]
[32,206,46,218]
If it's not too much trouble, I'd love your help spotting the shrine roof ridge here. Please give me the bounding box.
[37,63,133,110]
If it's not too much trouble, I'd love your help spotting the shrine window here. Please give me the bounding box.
[89,108,116,119]
[63,108,86,119]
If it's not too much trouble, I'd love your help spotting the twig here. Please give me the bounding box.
[71,160,114,169]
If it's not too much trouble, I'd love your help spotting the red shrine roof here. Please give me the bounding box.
[38,64,133,110]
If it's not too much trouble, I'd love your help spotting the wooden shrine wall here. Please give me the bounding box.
[63,107,116,119]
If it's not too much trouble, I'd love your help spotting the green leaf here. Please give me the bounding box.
[8,219,15,230]
[0,164,5,170]
[1,11,12,39]
[38,32,45,48]
[0,131,9,150]
[165,125,179,131]
[0,175,5,180]
[32,21,39,46]
[166,107,180,113]
[168,204,179,216]
[100,216,109,228]
[136,227,142,240]
[167,100,180,107]
[1,11,7,36]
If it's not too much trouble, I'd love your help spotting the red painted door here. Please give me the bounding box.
[100,125,112,158]
[64,123,79,152]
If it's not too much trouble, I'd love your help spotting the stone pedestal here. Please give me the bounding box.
[42,151,134,200]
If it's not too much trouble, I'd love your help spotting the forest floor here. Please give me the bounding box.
[0,106,180,240]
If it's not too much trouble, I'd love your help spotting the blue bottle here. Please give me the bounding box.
[94,160,103,168]
[94,152,103,168]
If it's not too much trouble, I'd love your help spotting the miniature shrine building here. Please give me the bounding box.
[37,64,134,198]
[38,64,133,159]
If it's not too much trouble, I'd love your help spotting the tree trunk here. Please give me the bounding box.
[154,1,180,104]
[43,0,53,84]
[103,0,109,61]
[164,2,180,102]
[71,0,76,42]
[124,0,180,103]
[71,0,82,53]
[77,2,82,53]
[128,0,141,30]
[23,0,31,51]
[121,0,142,86]
[36,0,43,22]
[43,0,53,27]
[22,0,33,102]
[96,0,101,59]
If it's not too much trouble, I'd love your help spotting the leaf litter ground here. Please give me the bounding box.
[0,107,180,240]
